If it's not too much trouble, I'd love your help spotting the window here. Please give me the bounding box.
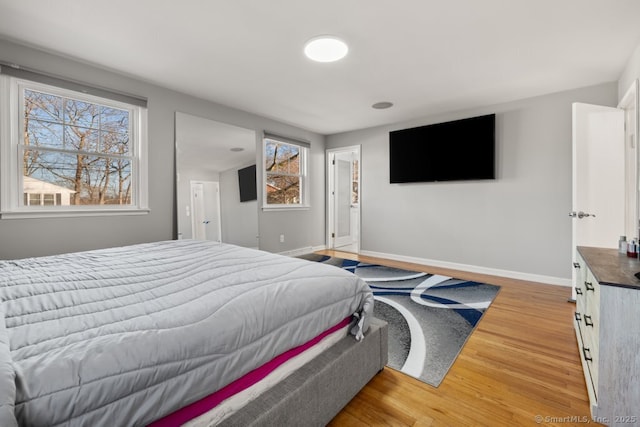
[23,192,63,206]
[352,159,359,205]
[0,72,148,218]
[263,133,309,209]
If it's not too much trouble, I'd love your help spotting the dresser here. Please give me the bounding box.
[574,247,640,426]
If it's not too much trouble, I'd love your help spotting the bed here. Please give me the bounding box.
[0,240,388,427]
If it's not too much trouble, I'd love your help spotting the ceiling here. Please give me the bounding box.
[1,1,640,135]
[176,112,256,174]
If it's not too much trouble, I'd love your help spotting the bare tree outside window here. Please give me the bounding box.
[22,89,132,206]
[264,139,305,205]
[352,159,359,205]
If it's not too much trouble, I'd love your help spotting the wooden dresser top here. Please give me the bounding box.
[578,246,640,290]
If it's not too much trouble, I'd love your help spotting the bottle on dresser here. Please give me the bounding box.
[619,235,627,254]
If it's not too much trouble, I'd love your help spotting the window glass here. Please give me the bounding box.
[21,88,133,207]
[264,138,307,207]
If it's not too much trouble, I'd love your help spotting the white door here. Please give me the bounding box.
[191,181,222,242]
[572,103,625,293]
[327,146,360,251]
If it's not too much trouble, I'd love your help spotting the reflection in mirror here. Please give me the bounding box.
[175,112,258,248]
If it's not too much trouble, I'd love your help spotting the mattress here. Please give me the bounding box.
[0,240,374,427]
[154,319,351,426]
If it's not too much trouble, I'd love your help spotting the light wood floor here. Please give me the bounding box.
[322,250,599,427]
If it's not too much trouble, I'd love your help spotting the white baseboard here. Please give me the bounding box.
[279,245,327,257]
[358,250,572,287]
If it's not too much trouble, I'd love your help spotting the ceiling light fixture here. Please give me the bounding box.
[304,36,348,62]
[372,101,393,109]
[230,147,244,152]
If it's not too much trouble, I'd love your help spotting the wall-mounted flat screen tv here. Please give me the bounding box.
[389,114,495,183]
[238,164,257,202]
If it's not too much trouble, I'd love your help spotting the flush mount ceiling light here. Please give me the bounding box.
[304,36,348,62]
[372,101,394,109]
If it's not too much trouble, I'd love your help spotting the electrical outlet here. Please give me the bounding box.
[279,234,285,243]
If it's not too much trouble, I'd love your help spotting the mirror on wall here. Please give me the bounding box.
[175,112,259,248]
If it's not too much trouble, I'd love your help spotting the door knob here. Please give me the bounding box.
[569,211,596,219]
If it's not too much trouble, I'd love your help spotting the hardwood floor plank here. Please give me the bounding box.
[322,250,601,426]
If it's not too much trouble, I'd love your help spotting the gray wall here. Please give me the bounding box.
[220,166,259,248]
[258,137,327,253]
[0,38,326,259]
[326,82,617,281]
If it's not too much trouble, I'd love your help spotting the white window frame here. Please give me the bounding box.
[0,75,149,219]
[262,136,309,210]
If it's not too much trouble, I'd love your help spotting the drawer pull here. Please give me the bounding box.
[573,262,581,269]
[575,287,583,295]
[575,312,582,321]
[585,281,595,292]
[583,315,593,327]
[583,347,593,362]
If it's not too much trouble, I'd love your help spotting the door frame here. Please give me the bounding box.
[190,180,222,242]
[326,145,361,251]
[618,79,639,241]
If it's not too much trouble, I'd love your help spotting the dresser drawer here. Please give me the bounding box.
[576,246,640,424]
[583,268,600,321]
[574,312,598,407]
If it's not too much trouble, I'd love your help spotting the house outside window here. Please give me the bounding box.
[0,72,148,218]
[23,176,73,206]
[263,133,309,209]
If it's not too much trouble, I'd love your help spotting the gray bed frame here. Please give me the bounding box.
[220,317,388,426]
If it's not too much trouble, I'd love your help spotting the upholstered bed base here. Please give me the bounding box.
[219,317,388,426]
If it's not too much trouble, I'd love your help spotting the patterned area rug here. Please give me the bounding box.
[301,254,501,387]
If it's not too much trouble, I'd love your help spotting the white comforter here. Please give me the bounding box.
[0,240,373,427]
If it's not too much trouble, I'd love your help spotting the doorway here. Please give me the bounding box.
[327,146,361,252]
[191,180,222,242]
[571,80,638,299]
[619,80,639,241]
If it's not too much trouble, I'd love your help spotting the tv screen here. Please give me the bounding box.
[389,114,495,183]
[238,164,257,202]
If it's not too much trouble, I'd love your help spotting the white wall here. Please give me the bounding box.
[326,83,617,283]
[0,38,326,259]
[619,42,640,100]
[220,166,259,248]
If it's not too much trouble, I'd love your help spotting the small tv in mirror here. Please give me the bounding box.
[238,164,257,202]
